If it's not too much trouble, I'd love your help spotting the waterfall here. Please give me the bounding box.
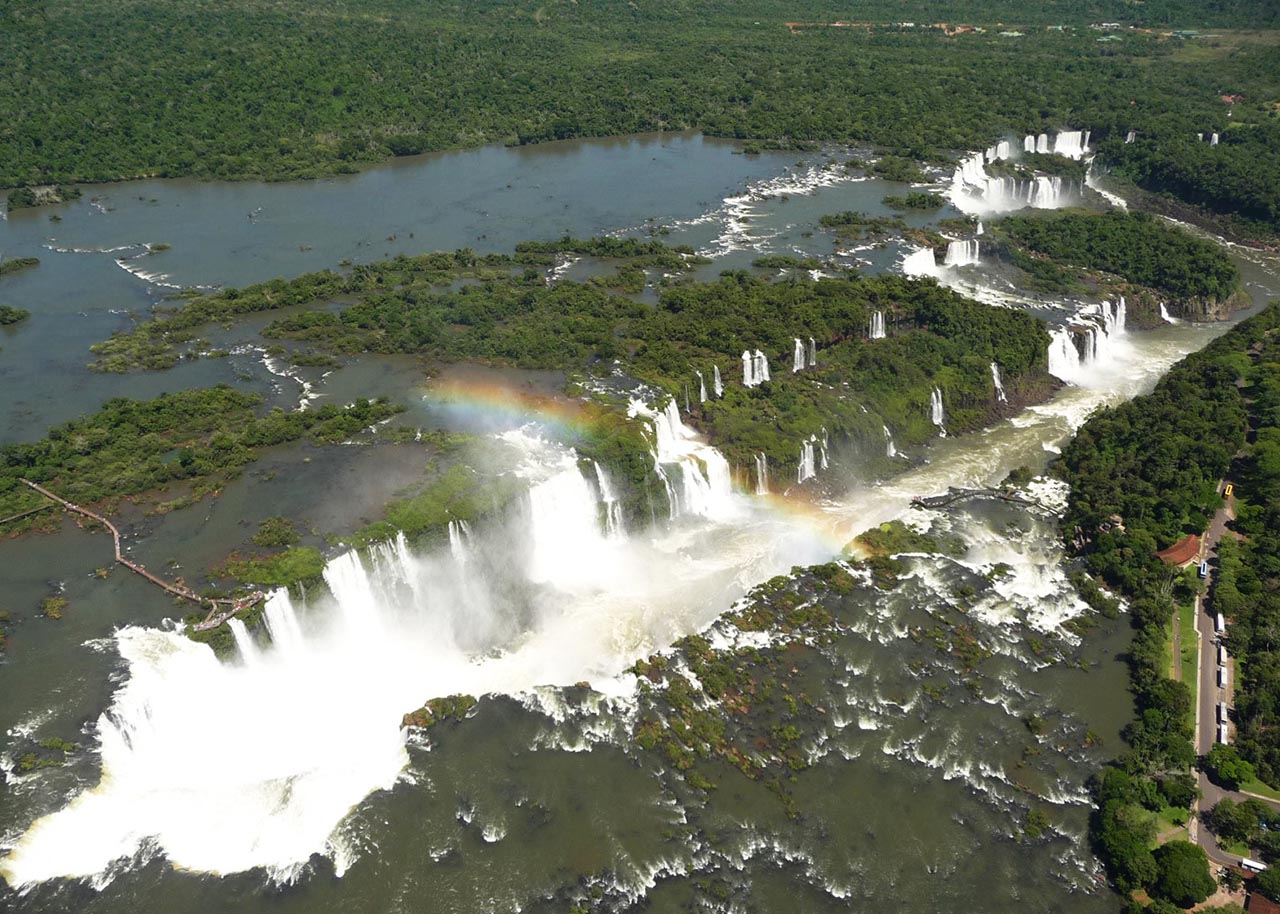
[754,349,770,383]
[1024,133,1051,154]
[1125,130,1136,144]
[930,387,946,437]
[712,364,724,397]
[264,589,306,656]
[696,370,707,403]
[593,462,624,538]
[1046,298,1129,385]
[807,337,817,368]
[792,338,805,373]
[742,350,756,388]
[984,140,1012,162]
[448,519,472,563]
[819,427,830,470]
[950,149,1077,215]
[1160,302,1180,324]
[943,240,980,267]
[754,452,769,495]
[991,362,1007,403]
[525,452,616,585]
[869,310,886,340]
[976,221,984,235]
[902,247,939,278]
[229,619,261,665]
[1211,132,1220,146]
[630,398,734,520]
[1052,130,1090,159]
[797,437,817,484]
[883,425,897,458]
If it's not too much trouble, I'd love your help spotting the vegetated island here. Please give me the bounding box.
[0,258,40,277]
[993,210,1247,324]
[86,237,1053,509]
[0,305,31,325]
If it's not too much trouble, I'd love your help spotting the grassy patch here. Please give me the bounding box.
[1239,777,1280,803]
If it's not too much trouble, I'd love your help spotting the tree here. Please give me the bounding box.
[1204,743,1257,791]
[1256,865,1280,902]
[1151,841,1215,907]
[1208,798,1255,844]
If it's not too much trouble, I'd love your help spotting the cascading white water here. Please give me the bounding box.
[976,221,984,235]
[754,452,769,495]
[869,310,886,340]
[819,428,830,470]
[265,588,306,656]
[807,337,817,368]
[1211,133,1220,146]
[1024,133,1050,154]
[593,462,625,539]
[930,387,946,437]
[883,425,897,458]
[953,139,1079,214]
[696,370,707,403]
[944,240,980,267]
[1046,298,1129,385]
[742,350,754,387]
[797,436,817,484]
[1160,302,1180,324]
[1125,130,1136,144]
[630,399,735,521]
[1052,130,1090,159]
[228,618,261,665]
[792,338,805,373]
[448,519,472,563]
[755,349,770,383]
[984,140,1012,162]
[991,362,1007,403]
[902,248,939,278]
[712,364,724,397]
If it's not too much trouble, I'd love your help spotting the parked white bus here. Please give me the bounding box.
[1242,858,1267,873]
[1219,667,1229,689]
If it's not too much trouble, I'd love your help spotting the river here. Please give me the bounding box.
[0,132,1276,913]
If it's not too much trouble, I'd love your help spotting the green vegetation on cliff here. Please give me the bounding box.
[997,210,1241,305]
[1057,303,1280,896]
[87,239,1050,488]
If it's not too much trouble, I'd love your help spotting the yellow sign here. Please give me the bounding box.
[1225,483,1234,497]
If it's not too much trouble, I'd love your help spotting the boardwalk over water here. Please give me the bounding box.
[15,479,264,631]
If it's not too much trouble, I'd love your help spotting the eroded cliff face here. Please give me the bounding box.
[1122,286,1252,327]
[1168,288,1253,322]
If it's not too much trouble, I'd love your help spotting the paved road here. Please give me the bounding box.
[1189,487,1280,866]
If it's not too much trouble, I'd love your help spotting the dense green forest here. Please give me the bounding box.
[1057,302,1280,901]
[1211,321,1280,786]
[87,241,1048,493]
[0,387,402,529]
[997,210,1242,304]
[2,0,1278,234]
[1100,119,1280,242]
